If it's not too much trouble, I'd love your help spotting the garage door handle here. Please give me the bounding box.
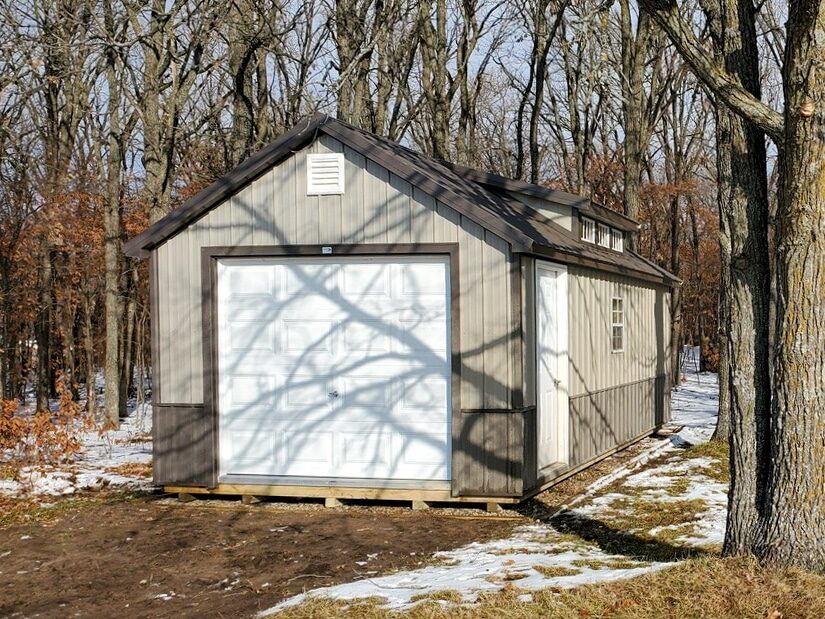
[328,390,339,399]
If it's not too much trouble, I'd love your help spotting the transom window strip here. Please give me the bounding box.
[580,217,624,253]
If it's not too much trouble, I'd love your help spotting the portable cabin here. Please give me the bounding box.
[124,114,676,506]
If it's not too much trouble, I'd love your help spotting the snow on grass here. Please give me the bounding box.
[260,525,669,615]
[260,347,726,616]
[0,400,153,497]
[672,346,719,445]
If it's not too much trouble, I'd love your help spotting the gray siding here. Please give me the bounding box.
[521,259,672,493]
[511,194,573,230]
[154,135,515,410]
[568,376,666,469]
[152,405,213,485]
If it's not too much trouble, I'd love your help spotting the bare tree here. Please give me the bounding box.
[641,0,825,569]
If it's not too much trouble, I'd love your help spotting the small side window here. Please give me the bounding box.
[597,223,611,248]
[611,297,624,353]
[581,217,596,243]
[610,228,623,252]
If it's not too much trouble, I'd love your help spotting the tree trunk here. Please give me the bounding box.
[756,0,825,569]
[669,194,682,386]
[712,231,731,442]
[619,0,652,248]
[707,0,772,559]
[102,1,126,424]
[83,292,96,413]
[35,244,53,412]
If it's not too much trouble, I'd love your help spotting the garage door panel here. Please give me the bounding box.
[399,262,447,297]
[400,376,449,411]
[218,256,451,482]
[227,267,273,295]
[225,296,279,321]
[224,430,276,472]
[227,375,277,406]
[283,431,334,462]
[281,319,338,354]
[341,375,392,410]
[342,320,392,354]
[282,376,333,409]
[340,432,392,466]
[396,313,449,359]
[228,320,275,351]
[340,263,392,299]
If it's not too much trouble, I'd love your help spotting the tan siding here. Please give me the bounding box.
[512,194,573,230]
[567,266,668,397]
[155,137,513,406]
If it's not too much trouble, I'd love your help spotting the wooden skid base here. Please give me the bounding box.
[165,483,521,505]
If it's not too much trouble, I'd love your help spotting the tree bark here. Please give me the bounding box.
[35,246,53,412]
[707,0,772,558]
[82,291,96,413]
[756,0,825,569]
[102,0,127,424]
[619,0,652,243]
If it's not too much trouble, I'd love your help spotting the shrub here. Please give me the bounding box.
[0,374,93,476]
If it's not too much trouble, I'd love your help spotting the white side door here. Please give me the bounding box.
[536,261,569,469]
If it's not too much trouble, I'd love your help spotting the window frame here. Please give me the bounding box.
[611,296,624,353]
[581,217,596,243]
[610,228,624,252]
[597,223,611,248]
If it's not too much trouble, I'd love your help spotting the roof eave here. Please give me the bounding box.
[526,244,679,288]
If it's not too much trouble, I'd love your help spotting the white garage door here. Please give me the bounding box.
[216,255,452,482]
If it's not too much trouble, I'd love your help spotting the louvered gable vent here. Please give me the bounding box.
[307,153,345,195]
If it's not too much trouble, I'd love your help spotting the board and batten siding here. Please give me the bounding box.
[567,265,669,396]
[521,259,671,490]
[564,265,671,472]
[153,135,516,444]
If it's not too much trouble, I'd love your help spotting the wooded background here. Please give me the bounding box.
[0,0,781,421]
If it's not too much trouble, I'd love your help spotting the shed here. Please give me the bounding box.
[125,114,676,505]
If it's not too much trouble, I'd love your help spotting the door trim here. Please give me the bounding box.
[535,260,570,470]
[201,243,460,489]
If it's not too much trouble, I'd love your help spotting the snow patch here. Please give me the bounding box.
[0,400,154,497]
[259,348,725,616]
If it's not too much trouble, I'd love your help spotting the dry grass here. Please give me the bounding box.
[603,497,708,532]
[0,490,148,529]
[532,565,581,578]
[275,557,825,618]
[409,590,463,604]
[105,461,152,478]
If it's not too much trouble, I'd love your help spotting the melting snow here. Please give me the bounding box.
[260,347,724,615]
[0,401,153,497]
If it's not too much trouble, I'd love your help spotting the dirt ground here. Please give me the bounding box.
[0,434,669,619]
[0,495,519,618]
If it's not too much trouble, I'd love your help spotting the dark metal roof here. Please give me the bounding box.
[124,114,677,286]
[442,162,641,233]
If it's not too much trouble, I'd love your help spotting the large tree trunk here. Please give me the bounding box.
[706,0,772,558]
[712,232,731,441]
[35,244,53,412]
[669,194,682,386]
[619,0,652,246]
[756,0,825,569]
[102,0,126,424]
[419,0,450,159]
